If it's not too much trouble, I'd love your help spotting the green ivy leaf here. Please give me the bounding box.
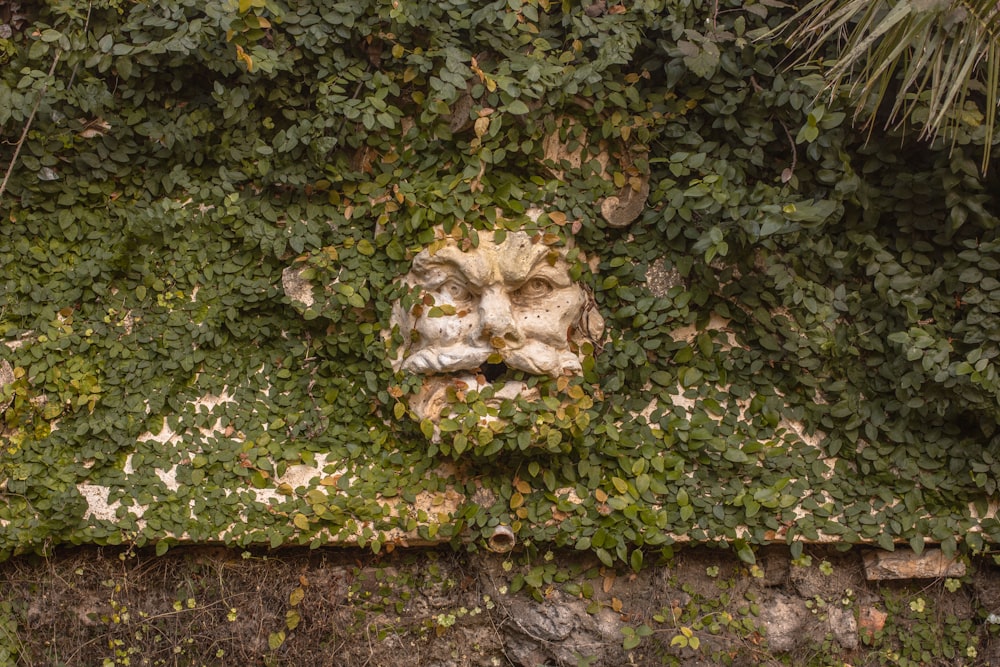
[506,100,530,115]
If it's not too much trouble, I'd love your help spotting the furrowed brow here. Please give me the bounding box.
[501,245,572,288]
[524,260,573,288]
[498,242,552,284]
[412,248,483,288]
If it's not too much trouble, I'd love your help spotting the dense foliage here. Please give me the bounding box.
[2,0,1000,565]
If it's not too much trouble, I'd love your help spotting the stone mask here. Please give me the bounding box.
[391,230,604,423]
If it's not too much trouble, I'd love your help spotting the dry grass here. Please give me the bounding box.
[0,546,507,667]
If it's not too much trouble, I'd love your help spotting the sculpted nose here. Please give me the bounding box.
[478,287,520,343]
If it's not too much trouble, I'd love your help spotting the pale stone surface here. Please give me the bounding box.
[862,548,966,580]
[503,592,621,667]
[391,230,604,423]
[644,257,684,297]
[77,483,119,522]
[758,594,808,651]
[758,593,857,652]
[828,606,858,650]
[281,264,315,309]
[0,359,13,412]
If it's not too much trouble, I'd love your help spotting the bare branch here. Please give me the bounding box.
[0,48,62,209]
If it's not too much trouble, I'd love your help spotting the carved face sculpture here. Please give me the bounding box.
[391,231,604,422]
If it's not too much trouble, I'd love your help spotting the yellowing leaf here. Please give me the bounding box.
[474,116,490,138]
[293,513,310,530]
[611,477,628,494]
[289,587,305,607]
[235,44,254,72]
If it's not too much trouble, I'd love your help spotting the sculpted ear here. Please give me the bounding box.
[387,300,412,372]
[573,286,605,350]
[601,173,649,228]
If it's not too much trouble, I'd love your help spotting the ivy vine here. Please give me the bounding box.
[1,0,999,565]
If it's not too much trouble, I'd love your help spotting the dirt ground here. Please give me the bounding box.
[1,544,999,666]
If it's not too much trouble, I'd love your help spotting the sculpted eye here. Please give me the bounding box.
[517,277,554,299]
[440,280,473,303]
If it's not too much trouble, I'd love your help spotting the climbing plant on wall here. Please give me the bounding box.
[1,0,1000,566]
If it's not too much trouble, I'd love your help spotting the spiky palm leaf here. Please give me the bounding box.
[782,0,1000,170]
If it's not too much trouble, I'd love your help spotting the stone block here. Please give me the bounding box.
[862,548,965,580]
[859,606,888,642]
[758,594,808,652]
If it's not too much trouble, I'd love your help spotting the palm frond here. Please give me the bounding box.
[780,0,1000,171]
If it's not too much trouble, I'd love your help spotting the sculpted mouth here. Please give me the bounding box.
[401,343,582,379]
[480,361,509,383]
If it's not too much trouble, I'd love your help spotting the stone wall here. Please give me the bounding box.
[2,545,998,666]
